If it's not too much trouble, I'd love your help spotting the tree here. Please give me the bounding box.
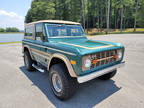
[106,0,110,34]
[134,0,139,32]
[25,0,144,32]
[86,0,89,33]
[0,28,5,32]
[81,0,85,30]
[120,5,123,32]
[137,0,144,27]
[25,0,55,23]
[6,27,19,32]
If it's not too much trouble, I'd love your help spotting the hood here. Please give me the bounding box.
[49,37,124,55]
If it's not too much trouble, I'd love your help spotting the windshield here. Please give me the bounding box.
[45,24,85,37]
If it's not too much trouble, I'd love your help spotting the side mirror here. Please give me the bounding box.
[41,35,46,42]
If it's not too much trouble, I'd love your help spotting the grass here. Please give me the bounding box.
[0,41,21,45]
[86,28,144,36]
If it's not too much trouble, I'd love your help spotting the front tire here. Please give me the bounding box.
[98,70,117,80]
[24,51,35,71]
[49,63,78,100]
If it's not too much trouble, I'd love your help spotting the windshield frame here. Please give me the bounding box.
[44,23,86,38]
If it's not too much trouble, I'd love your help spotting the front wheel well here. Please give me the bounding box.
[48,54,77,78]
[49,57,66,70]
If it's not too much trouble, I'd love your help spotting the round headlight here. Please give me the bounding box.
[84,58,91,68]
[118,52,122,59]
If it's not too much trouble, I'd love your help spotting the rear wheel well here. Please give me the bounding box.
[24,47,29,53]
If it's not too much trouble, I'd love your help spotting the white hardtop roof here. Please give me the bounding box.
[25,20,81,26]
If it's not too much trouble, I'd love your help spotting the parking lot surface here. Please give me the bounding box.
[0,34,144,108]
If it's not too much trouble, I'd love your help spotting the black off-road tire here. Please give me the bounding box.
[49,63,78,100]
[24,51,35,71]
[98,70,117,80]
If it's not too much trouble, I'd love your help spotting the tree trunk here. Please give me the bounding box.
[100,8,103,32]
[116,10,119,29]
[106,0,110,34]
[123,7,126,30]
[92,1,95,28]
[98,16,100,32]
[124,18,126,30]
[54,0,58,19]
[120,6,123,32]
[114,7,117,29]
[97,2,100,32]
[134,0,139,32]
[109,0,112,28]
[81,0,85,30]
[87,0,89,34]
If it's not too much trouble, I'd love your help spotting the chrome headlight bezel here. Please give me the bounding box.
[117,49,123,60]
[82,55,91,71]
[84,58,91,68]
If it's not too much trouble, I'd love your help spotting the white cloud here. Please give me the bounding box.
[0,9,24,30]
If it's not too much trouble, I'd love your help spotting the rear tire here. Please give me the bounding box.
[24,51,35,71]
[98,70,117,80]
[49,63,78,100]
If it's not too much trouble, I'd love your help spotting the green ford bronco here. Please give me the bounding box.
[22,20,125,100]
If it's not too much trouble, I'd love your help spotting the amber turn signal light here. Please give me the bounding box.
[70,60,76,65]
[92,59,98,64]
[113,54,118,59]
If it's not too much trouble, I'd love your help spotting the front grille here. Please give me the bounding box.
[90,50,117,69]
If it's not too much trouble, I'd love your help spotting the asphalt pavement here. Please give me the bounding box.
[0,34,144,108]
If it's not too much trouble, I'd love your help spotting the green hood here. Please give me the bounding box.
[49,37,124,55]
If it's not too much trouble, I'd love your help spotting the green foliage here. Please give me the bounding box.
[137,0,144,27]
[0,28,5,32]
[0,27,19,32]
[25,0,55,23]
[25,0,82,23]
[6,27,19,32]
[25,0,144,29]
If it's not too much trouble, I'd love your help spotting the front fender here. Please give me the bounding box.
[48,53,77,77]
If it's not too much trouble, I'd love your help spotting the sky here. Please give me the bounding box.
[0,0,32,30]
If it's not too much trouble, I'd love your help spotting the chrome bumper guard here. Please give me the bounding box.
[78,61,125,83]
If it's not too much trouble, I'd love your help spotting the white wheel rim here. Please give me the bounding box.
[52,73,62,92]
[24,55,29,67]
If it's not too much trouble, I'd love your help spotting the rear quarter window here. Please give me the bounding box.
[25,25,34,37]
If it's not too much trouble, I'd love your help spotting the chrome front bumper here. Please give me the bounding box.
[77,61,125,83]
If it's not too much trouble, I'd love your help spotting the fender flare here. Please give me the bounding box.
[23,45,34,59]
[48,53,77,77]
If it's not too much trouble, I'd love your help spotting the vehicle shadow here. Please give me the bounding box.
[19,66,121,108]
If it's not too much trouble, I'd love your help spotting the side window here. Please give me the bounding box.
[35,23,44,41]
[25,26,34,37]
